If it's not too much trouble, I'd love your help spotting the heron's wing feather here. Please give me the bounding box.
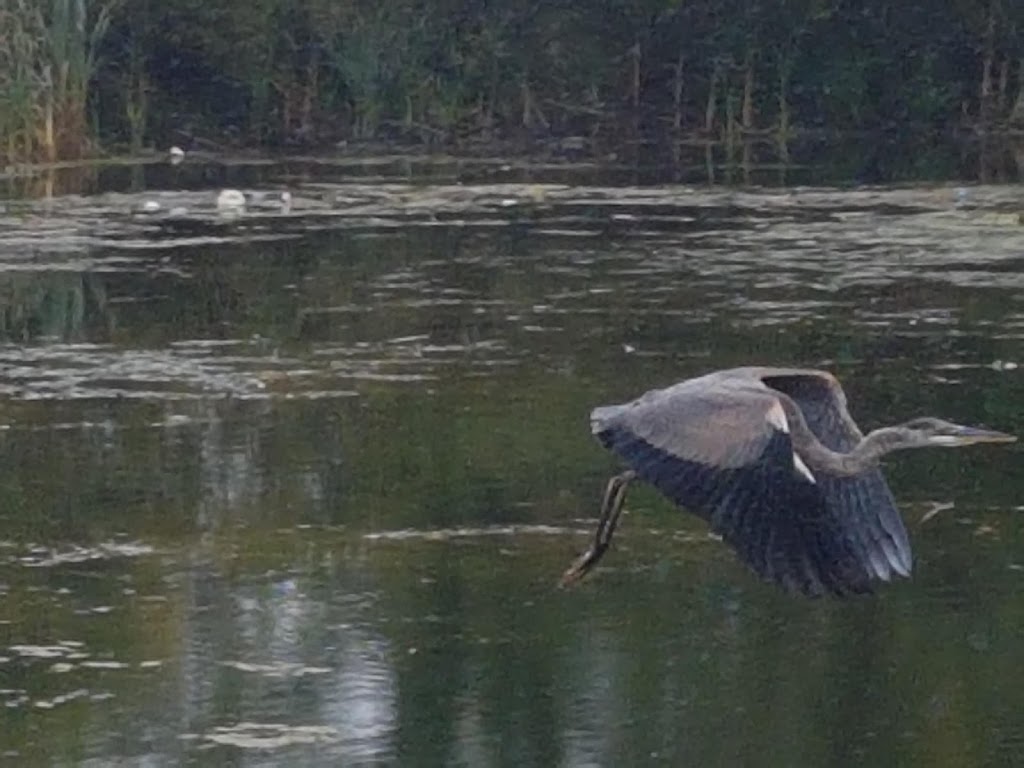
[597,421,871,595]
[592,385,876,596]
[759,372,913,577]
[741,367,865,440]
[591,382,782,468]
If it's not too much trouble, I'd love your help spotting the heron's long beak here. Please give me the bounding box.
[940,425,1017,446]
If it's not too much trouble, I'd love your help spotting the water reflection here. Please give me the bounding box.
[0,173,1022,765]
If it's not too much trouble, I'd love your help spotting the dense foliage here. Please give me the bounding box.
[2,0,1024,162]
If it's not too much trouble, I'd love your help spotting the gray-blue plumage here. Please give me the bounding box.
[759,372,912,578]
[572,366,1014,597]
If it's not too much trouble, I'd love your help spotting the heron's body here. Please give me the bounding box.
[562,366,1015,597]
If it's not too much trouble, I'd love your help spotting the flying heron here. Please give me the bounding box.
[560,366,1016,597]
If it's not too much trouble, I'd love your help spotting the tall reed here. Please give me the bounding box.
[0,0,113,164]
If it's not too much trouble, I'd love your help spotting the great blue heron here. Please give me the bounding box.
[560,366,1016,597]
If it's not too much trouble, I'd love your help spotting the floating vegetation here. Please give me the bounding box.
[8,641,90,661]
[15,540,155,567]
[219,660,332,678]
[78,660,128,670]
[364,524,578,542]
[3,180,1023,277]
[32,688,90,709]
[191,722,339,750]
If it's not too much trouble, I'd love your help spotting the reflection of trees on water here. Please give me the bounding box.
[173,544,399,762]
[195,401,272,529]
[189,399,348,531]
[0,271,110,342]
[555,625,621,766]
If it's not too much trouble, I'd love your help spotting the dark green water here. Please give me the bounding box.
[1,164,1023,766]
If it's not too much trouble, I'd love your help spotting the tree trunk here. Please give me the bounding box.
[1010,58,1024,124]
[705,62,719,133]
[520,79,548,130]
[979,3,996,126]
[997,57,1009,117]
[777,62,791,145]
[742,51,755,131]
[742,137,752,184]
[127,74,147,154]
[300,55,319,140]
[704,142,715,184]
[43,95,55,162]
[672,53,685,133]
[631,42,641,110]
[630,41,641,139]
[725,90,737,154]
[126,32,148,154]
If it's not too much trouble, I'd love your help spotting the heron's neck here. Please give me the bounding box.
[806,427,914,476]
[778,397,911,477]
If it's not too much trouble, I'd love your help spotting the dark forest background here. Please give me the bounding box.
[2,0,1024,168]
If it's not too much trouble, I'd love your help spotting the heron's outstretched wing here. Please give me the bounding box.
[591,379,876,596]
[757,370,913,581]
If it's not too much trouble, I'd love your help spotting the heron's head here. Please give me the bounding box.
[899,417,1017,447]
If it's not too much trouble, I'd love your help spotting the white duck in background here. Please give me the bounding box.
[216,189,247,216]
[216,188,292,217]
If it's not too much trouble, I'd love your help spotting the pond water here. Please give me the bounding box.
[0,158,1023,766]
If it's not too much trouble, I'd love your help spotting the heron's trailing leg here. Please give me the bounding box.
[560,470,636,587]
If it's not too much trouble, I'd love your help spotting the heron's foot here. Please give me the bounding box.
[558,470,635,589]
[558,543,607,588]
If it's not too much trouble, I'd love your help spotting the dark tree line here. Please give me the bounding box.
[3,0,1024,163]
